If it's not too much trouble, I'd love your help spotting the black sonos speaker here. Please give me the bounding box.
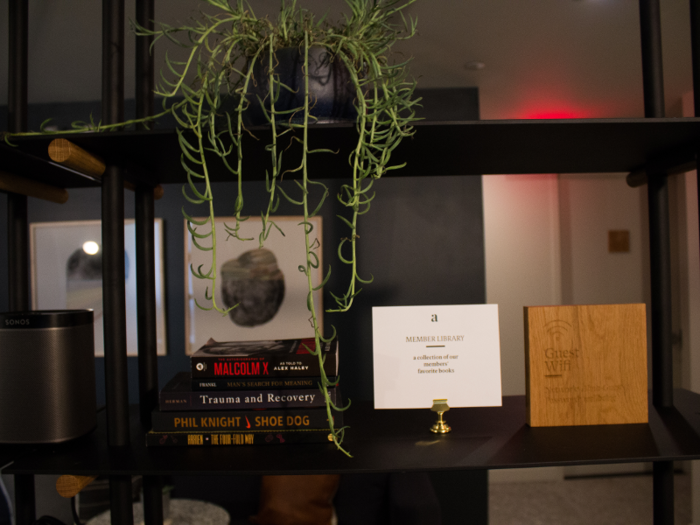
[0,310,97,443]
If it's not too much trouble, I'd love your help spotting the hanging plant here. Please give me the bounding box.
[7,0,419,456]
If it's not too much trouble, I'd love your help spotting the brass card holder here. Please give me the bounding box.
[430,399,451,434]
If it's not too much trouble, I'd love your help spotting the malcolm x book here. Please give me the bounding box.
[190,337,338,378]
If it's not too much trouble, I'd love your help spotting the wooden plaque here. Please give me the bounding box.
[525,304,648,427]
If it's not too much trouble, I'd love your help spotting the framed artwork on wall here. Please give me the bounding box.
[30,219,167,356]
[184,215,322,355]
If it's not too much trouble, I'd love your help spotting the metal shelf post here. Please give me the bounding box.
[639,0,675,523]
[102,1,133,524]
[7,2,34,524]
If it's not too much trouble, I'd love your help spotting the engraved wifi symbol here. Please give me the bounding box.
[545,320,571,343]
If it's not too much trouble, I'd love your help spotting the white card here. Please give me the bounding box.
[372,304,502,409]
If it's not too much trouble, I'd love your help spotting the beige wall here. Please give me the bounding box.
[484,171,650,394]
[558,173,648,306]
[482,173,561,398]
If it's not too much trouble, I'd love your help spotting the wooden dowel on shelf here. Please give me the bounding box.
[48,138,164,199]
[55,475,98,498]
[153,184,164,200]
[0,169,69,203]
[48,138,106,177]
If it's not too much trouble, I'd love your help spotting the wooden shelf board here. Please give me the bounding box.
[3,118,700,188]
[4,389,700,476]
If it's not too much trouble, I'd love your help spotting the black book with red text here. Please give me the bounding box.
[190,337,338,379]
[146,429,333,447]
[159,372,337,411]
[151,406,340,432]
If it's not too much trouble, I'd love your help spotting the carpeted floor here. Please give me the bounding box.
[489,473,691,525]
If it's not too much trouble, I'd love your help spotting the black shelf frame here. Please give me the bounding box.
[4,117,700,185]
[3,0,700,524]
[5,390,700,477]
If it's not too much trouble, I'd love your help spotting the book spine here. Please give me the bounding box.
[152,408,340,432]
[192,377,328,391]
[146,430,333,447]
[190,351,337,379]
[159,387,336,411]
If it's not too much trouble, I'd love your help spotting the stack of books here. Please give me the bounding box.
[146,337,340,447]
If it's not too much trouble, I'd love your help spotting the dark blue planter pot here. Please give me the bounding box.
[245,46,358,126]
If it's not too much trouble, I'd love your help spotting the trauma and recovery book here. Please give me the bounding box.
[159,372,338,411]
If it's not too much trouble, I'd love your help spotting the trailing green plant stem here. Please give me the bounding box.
[298,33,351,456]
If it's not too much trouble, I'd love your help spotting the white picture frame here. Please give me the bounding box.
[30,219,167,356]
[184,215,323,355]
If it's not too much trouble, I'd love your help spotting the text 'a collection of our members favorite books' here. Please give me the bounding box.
[146,337,341,447]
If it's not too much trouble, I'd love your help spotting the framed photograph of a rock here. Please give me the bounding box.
[184,216,322,355]
[525,304,648,427]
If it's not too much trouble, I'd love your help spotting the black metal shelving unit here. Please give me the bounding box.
[4,0,700,524]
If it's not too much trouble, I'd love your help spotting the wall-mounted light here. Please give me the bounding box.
[82,241,100,255]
